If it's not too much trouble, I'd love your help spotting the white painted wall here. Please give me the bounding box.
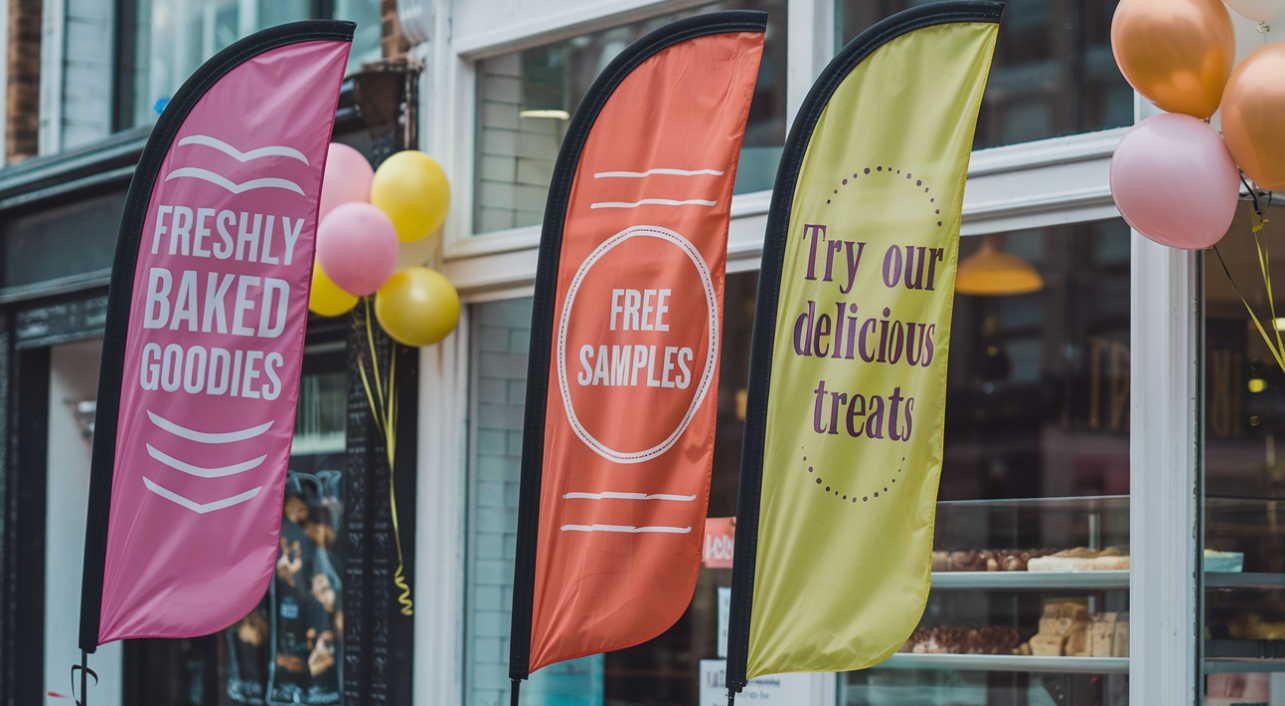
[44,340,122,706]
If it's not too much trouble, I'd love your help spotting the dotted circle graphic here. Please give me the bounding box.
[804,446,906,506]
[824,166,939,221]
[556,225,719,464]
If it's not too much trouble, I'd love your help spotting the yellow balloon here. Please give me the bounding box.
[374,267,460,347]
[309,260,358,317]
[371,151,450,243]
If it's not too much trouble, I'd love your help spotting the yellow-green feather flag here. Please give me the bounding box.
[725,1,1001,694]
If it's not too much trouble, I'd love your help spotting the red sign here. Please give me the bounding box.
[704,517,736,569]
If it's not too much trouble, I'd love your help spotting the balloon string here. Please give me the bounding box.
[356,298,414,616]
[1240,171,1273,221]
[1213,245,1285,375]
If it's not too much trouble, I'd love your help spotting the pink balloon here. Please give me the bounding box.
[316,203,399,296]
[319,143,374,222]
[1110,113,1239,250]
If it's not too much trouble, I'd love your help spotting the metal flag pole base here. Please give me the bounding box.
[511,678,522,706]
[71,650,97,706]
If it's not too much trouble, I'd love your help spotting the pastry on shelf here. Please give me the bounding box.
[898,625,1022,655]
[931,548,1057,572]
[1027,547,1130,572]
[1018,603,1128,657]
[1227,613,1285,640]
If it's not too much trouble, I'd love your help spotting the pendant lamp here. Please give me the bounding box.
[955,234,1044,296]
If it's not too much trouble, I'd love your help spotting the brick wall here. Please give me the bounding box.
[6,0,40,163]
[381,0,410,60]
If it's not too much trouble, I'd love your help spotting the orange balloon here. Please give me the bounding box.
[1221,43,1285,191]
[1111,0,1235,119]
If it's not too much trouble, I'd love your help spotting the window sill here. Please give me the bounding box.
[443,129,1127,299]
[0,127,150,211]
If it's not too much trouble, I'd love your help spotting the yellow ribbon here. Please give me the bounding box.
[357,297,414,616]
[1214,218,1284,380]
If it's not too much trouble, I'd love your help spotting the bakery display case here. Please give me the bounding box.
[1203,497,1285,677]
[839,221,1132,705]
[841,498,1131,705]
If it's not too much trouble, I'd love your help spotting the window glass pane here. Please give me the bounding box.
[472,0,787,235]
[466,271,760,703]
[333,0,384,73]
[837,0,1132,149]
[838,221,1132,703]
[125,0,312,128]
[470,223,1132,703]
[121,0,382,130]
[1203,204,1285,686]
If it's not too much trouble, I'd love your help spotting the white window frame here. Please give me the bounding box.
[38,0,66,156]
[410,0,1223,704]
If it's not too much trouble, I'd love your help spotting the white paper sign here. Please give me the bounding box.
[718,586,731,658]
[699,659,789,706]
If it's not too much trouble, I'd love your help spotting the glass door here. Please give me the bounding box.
[1203,201,1285,703]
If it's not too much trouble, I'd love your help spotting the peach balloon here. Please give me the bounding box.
[1111,0,1235,119]
[1221,43,1285,190]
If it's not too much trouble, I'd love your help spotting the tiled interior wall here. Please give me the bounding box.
[467,297,533,706]
[473,53,561,235]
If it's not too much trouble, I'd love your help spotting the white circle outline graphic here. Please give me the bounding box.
[556,225,719,464]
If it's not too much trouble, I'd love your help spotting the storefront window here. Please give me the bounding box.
[465,271,760,704]
[471,0,787,235]
[469,222,1130,702]
[838,0,1133,149]
[126,346,348,706]
[1203,203,1285,696]
[841,220,1132,704]
[117,0,383,130]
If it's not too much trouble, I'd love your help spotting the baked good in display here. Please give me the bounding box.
[1018,603,1128,658]
[931,549,1057,572]
[901,607,1129,659]
[1027,547,1130,572]
[898,625,1022,655]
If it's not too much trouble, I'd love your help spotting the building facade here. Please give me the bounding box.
[2,0,1284,704]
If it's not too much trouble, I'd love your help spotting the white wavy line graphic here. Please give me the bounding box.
[147,411,273,444]
[146,444,266,478]
[589,199,715,209]
[143,477,261,514]
[560,524,692,534]
[562,492,697,501]
[593,168,724,178]
[178,135,309,164]
[165,168,304,195]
